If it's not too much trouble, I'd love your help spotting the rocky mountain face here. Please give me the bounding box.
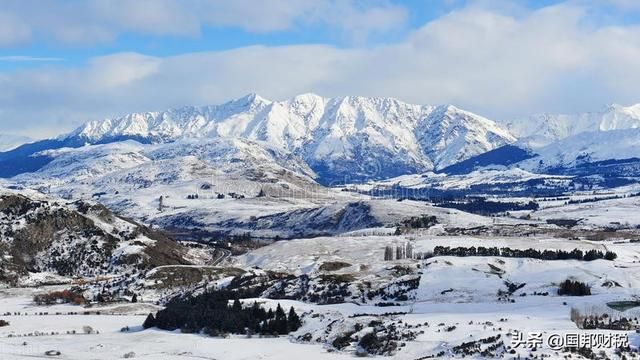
[0,189,194,285]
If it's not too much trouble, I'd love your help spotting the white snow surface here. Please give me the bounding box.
[519,128,640,171]
[504,103,640,148]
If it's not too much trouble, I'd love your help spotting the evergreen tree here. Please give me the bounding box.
[287,306,302,331]
[274,303,288,334]
[232,298,242,312]
[131,294,138,303]
[142,313,156,329]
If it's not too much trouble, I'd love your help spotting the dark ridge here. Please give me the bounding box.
[438,144,535,175]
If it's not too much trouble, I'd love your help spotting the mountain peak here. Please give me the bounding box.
[433,104,462,114]
[290,92,325,103]
[607,102,640,117]
[229,93,272,107]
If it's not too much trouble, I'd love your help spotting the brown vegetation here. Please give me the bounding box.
[33,289,86,305]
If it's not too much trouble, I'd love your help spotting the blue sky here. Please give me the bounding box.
[1,0,640,137]
[0,0,624,66]
[0,0,457,70]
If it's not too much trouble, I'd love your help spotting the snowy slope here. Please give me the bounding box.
[504,103,640,147]
[434,105,640,176]
[15,138,316,186]
[9,136,493,237]
[360,168,570,191]
[27,141,151,184]
[51,94,516,183]
[518,128,640,172]
[10,138,342,236]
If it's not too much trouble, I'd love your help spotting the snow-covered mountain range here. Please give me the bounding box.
[505,103,640,148]
[1,94,516,183]
[2,94,640,186]
[517,128,640,175]
[440,103,640,176]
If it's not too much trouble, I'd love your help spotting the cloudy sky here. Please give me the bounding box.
[1,0,640,138]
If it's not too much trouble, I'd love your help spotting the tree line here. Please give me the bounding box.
[434,198,539,215]
[427,246,617,261]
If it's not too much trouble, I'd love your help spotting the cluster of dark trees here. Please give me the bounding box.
[307,275,352,304]
[580,315,638,330]
[186,194,199,199]
[428,246,617,261]
[567,192,640,205]
[400,215,437,230]
[434,198,539,215]
[557,279,591,296]
[545,218,580,228]
[228,192,245,199]
[143,291,302,336]
[332,322,417,356]
[452,335,504,358]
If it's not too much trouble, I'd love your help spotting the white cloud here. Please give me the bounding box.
[0,12,31,46]
[2,2,640,138]
[0,0,407,46]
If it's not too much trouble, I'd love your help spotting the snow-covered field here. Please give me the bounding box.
[0,288,346,360]
[4,233,638,359]
[530,195,640,228]
[3,236,640,360]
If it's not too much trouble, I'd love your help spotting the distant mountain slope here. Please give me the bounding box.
[0,94,516,184]
[438,145,535,175]
[9,138,330,235]
[7,137,493,238]
[503,104,640,147]
[518,128,640,176]
[441,128,640,182]
[17,138,316,186]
